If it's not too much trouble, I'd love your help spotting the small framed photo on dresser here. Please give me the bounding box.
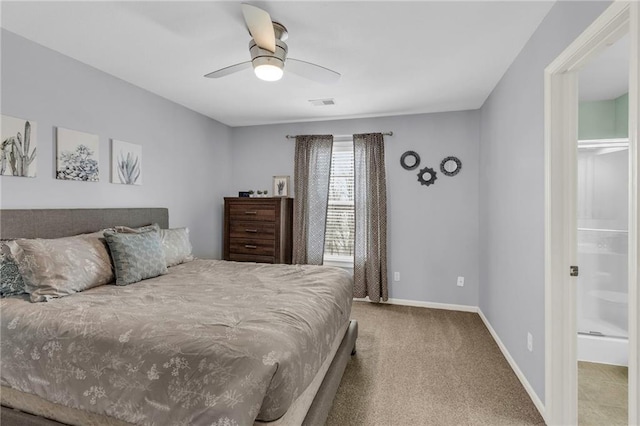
[273,176,290,197]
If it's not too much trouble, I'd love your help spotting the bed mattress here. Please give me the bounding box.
[1,260,353,425]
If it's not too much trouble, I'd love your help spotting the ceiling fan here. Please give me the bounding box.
[204,4,341,84]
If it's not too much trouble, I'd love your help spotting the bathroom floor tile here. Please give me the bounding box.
[578,362,628,425]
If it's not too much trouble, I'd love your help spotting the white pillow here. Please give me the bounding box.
[160,228,194,267]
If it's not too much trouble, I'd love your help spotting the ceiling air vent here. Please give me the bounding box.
[309,98,335,106]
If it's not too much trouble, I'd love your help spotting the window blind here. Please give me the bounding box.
[324,140,355,259]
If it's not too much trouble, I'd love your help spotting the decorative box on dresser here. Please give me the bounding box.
[224,197,293,264]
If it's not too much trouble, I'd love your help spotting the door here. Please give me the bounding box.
[544,2,640,425]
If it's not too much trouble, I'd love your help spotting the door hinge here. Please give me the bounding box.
[570,265,579,277]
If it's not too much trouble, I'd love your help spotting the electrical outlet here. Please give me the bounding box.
[394,272,400,282]
[457,276,464,287]
[527,332,533,352]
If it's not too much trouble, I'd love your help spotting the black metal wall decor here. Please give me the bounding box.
[400,151,421,170]
[440,156,462,177]
[401,149,461,188]
[417,167,437,186]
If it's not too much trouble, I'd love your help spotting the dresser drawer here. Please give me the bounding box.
[228,253,275,263]
[229,203,276,222]
[229,221,275,240]
[229,238,275,256]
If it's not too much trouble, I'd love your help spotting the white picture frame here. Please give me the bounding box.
[56,127,99,181]
[1,115,37,178]
[273,175,290,197]
[111,139,142,185]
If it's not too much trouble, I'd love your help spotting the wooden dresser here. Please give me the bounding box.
[223,197,293,264]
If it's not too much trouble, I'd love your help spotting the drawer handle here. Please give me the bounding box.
[244,211,257,215]
[245,229,258,233]
[245,245,257,249]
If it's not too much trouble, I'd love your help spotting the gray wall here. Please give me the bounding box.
[0,30,233,258]
[231,111,480,306]
[478,1,611,402]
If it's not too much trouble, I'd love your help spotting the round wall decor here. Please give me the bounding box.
[440,156,462,177]
[417,166,437,186]
[400,151,421,170]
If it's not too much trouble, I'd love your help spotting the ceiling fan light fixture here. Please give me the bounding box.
[254,63,284,81]
[250,39,287,82]
[204,7,341,84]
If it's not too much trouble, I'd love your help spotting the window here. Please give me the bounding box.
[323,139,354,266]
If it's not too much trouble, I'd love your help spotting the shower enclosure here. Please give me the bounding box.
[577,138,629,365]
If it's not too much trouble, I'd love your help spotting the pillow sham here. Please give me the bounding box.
[103,229,167,286]
[0,242,26,297]
[12,233,114,302]
[110,224,160,234]
[160,227,194,267]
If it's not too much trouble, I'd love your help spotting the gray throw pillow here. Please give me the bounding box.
[13,233,114,302]
[160,228,194,267]
[0,242,26,297]
[103,229,167,286]
[110,224,160,234]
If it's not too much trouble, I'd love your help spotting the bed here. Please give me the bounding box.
[0,208,357,426]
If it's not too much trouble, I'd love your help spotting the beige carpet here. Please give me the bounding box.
[326,302,545,425]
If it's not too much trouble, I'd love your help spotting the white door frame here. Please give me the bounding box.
[544,2,639,425]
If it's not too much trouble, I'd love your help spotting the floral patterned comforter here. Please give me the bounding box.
[1,260,353,426]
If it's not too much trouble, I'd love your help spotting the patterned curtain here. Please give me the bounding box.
[353,133,388,302]
[292,135,334,265]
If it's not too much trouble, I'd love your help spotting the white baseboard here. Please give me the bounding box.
[354,297,477,312]
[477,308,546,422]
[387,297,479,312]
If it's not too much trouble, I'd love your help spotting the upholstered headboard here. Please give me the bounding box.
[0,208,169,240]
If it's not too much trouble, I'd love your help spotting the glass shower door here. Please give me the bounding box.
[576,139,629,339]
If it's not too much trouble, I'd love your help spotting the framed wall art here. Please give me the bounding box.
[56,127,99,182]
[273,175,290,197]
[1,115,37,178]
[111,139,142,185]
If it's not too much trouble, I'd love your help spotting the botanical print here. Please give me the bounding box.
[1,115,37,177]
[273,175,290,197]
[111,139,142,185]
[56,127,99,181]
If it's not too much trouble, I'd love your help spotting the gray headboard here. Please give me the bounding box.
[0,208,169,240]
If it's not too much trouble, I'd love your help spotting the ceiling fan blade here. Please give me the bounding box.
[241,3,276,53]
[286,59,341,84]
[204,61,252,78]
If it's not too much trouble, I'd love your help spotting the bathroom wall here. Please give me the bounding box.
[579,93,629,139]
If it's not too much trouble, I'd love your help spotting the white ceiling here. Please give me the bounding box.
[1,1,555,127]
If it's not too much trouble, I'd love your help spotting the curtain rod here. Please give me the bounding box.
[285,131,393,139]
